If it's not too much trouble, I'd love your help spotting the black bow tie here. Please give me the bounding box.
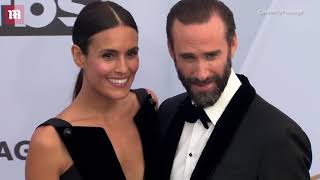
[184,101,210,129]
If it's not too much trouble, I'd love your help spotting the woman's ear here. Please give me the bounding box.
[71,45,86,69]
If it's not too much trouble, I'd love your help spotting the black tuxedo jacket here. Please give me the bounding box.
[154,75,312,180]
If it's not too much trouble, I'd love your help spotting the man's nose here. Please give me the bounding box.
[194,59,210,81]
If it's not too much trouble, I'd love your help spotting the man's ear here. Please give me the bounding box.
[167,41,175,61]
[230,33,238,59]
[71,45,86,69]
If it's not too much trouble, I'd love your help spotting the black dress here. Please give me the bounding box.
[37,89,157,180]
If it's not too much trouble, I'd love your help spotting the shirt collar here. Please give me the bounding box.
[203,70,241,125]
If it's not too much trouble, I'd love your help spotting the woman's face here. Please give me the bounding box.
[82,25,139,100]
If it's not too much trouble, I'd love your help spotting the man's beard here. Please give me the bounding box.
[176,55,232,108]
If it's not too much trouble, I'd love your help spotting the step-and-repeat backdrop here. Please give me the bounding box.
[0,0,319,179]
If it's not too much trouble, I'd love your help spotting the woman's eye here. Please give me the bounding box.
[127,50,138,57]
[102,53,114,59]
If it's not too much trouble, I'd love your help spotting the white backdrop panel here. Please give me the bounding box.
[0,0,318,179]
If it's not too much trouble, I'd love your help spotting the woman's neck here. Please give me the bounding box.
[58,85,137,124]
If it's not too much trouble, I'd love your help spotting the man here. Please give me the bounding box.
[156,0,312,179]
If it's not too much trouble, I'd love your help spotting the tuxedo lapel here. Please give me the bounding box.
[159,97,190,180]
[190,75,256,180]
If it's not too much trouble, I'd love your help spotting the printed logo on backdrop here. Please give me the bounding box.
[0,140,29,160]
[0,140,30,160]
[0,0,96,36]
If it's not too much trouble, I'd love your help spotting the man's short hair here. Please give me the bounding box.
[166,0,236,47]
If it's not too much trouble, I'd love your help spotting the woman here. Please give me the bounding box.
[25,1,157,180]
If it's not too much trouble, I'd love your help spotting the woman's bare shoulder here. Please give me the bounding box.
[26,125,70,180]
[29,125,62,150]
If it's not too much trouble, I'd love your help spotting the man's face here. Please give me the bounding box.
[169,15,237,107]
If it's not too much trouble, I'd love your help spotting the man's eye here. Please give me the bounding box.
[181,55,195,60]
[205,54,216,60]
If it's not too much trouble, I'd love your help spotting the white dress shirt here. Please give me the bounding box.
[170,70,241,180]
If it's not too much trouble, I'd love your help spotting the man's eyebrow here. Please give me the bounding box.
[179,52,196,57]
[204,50,221,56]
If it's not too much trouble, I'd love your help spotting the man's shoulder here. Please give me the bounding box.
[250,94,292,123]
[160,92,188,108]
[248,94,308,139]
[157,92,187,118]
[159,93,188,110]
[247,94,312,170]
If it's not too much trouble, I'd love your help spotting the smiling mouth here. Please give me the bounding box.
[108,78,128,86]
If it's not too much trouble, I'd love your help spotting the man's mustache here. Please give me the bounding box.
[186,75,221,85]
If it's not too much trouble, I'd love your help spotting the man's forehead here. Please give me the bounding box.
[171,16,226,43]
[172,15,225,35]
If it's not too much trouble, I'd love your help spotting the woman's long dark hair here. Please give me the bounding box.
[72,1,138,99]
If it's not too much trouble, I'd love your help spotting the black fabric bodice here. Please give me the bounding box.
[38,89,157,180]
